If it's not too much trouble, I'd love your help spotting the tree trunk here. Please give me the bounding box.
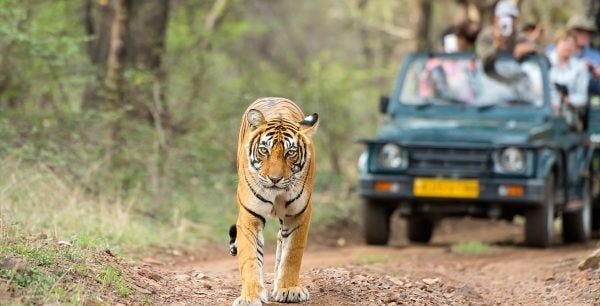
[415,0,433,51]
[105,0,127,109]
[82,0,170,126]
[83,0,113,108]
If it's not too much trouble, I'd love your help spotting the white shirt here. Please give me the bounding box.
[547,51,590,108]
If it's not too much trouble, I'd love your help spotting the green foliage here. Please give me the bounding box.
[1,266,56,295]
[450,241,494,254]
[0,0,90,107]
[99,265,132,297]
[7,244,56,267]
[0,231,91,304]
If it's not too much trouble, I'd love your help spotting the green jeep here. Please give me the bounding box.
[358,52,600,247]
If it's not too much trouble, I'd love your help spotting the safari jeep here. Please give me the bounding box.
[358,52,600,248]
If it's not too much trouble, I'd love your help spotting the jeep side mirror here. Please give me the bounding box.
[379,95,390,114]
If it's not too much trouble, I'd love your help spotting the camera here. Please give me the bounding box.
[499,16,513,37]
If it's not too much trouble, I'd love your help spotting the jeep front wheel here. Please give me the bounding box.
[562,179,591,243]
[363,200,394,245]
[525,175,555,248]
[593,176,600,231]
[593,208,600,231]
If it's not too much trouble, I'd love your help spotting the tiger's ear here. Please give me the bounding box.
[247,109,266,130]
[299,113,318,137]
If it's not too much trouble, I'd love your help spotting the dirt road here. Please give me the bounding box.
[125,219,600,305]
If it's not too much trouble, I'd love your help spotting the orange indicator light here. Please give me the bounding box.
[499,185,524,197]
[375,181,392,192]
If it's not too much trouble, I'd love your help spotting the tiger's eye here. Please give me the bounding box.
[286,148,297,157]
[258,147,269,155]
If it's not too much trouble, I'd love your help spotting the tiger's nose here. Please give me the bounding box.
[268,176,282,184]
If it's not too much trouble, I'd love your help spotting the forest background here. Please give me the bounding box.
[0,0,591,253]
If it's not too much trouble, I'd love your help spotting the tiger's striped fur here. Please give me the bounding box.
[231,97,318,306]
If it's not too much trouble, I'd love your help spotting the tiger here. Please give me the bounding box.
[229,97,318,306]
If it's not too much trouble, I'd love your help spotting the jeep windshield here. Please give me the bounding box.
[398,54,545,108]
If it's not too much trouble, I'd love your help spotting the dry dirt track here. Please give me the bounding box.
[127,219,600,305]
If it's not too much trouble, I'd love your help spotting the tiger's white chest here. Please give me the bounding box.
[260,183,308,220]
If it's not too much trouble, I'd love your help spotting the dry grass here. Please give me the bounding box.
[0,155,173,250]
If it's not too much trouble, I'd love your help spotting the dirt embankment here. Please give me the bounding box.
[113,219,599,305]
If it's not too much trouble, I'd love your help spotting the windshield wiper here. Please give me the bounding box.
[477,103,496,111]
[418,96,464,109]
[477,98,531,111]
[416,100,434,109]
[505,98,531,106]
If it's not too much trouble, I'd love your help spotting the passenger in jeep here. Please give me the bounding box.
[476,0,536,64]
[547,30,590,111]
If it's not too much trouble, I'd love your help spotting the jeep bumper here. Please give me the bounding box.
[359,174,547,205]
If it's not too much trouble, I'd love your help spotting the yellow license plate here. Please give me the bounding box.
[413,178,479,198]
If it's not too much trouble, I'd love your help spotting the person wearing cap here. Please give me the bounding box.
[567,15,600,95]
[476,0,536,73]
[568,15,600,66]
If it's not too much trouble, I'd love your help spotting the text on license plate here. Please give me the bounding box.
[413,178,479,198]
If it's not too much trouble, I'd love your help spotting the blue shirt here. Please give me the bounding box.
[576,47,600,66]
[577,47,600,94]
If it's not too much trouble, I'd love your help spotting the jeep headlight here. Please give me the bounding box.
[494,147,529,174]
[358,150,368,174]
[377,144,408,170]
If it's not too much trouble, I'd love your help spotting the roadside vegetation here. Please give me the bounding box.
[450,241,495,254]
[0,223,137,304]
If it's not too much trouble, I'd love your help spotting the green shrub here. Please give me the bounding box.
[450,241,495,254]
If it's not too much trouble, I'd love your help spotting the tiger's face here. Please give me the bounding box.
[246,109,318,190]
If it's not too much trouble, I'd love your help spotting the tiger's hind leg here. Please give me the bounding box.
[272,205,312,303]
[233,208,268,306]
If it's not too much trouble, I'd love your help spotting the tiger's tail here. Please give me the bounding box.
[228,224,237,256]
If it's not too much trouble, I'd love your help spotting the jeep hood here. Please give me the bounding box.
[377,117,550,145]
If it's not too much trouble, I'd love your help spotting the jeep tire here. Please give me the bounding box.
[363,200,394,245]
[525,175,555,248]
[407,216,434,243]
[593,208,600,231]
[562,179,591,243]
[593,168,600,231]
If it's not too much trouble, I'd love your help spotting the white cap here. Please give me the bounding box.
[495,0,519,18]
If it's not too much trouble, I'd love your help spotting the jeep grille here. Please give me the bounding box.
[407,147,491,177]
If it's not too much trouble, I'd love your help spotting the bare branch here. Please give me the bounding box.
[200,0,229,50]
[205,0,228,32]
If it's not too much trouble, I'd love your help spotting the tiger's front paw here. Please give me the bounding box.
[272,286,309,303]
[232,289,268,306]
[232,297,262,306]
